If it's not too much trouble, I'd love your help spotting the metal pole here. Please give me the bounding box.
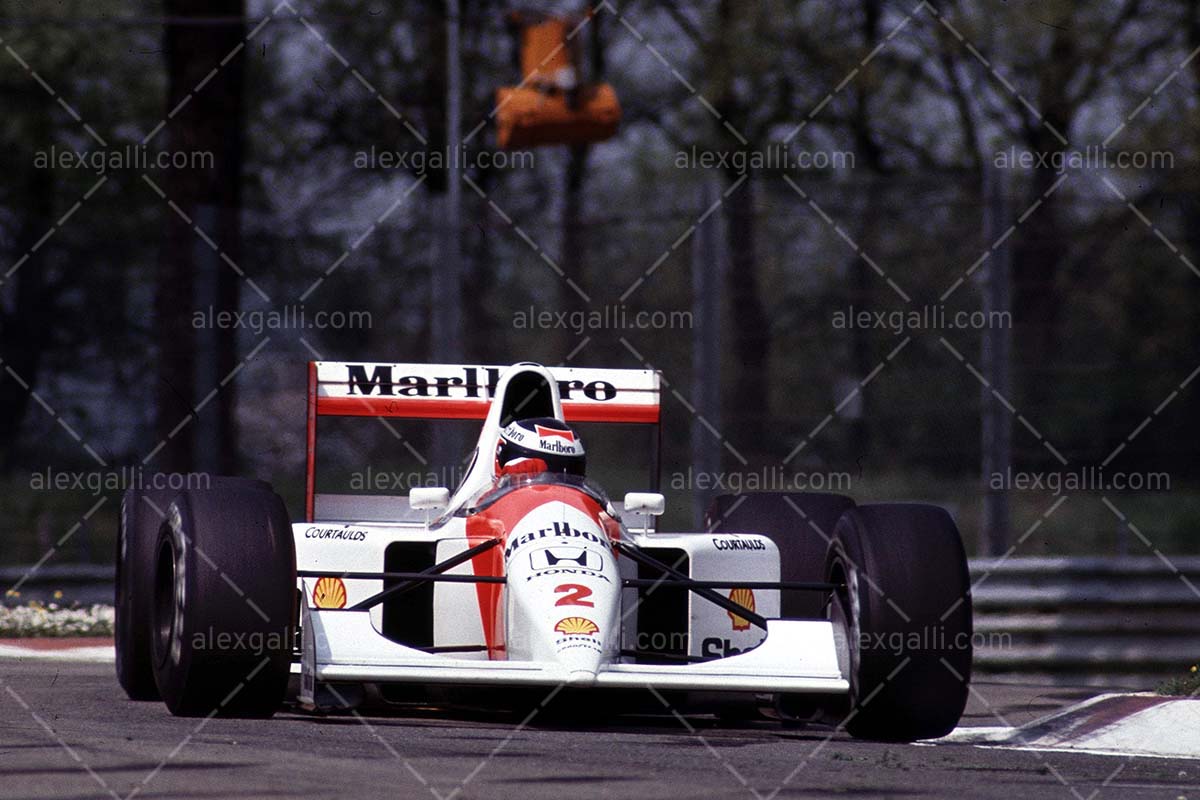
[436,0,463,357]
[192,204,219,474]
[432,0,464,468]
[691,177,722,526]
[981,166,1013,556]
[442,0,463,359]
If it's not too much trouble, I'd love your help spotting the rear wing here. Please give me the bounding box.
[305,362,662,520]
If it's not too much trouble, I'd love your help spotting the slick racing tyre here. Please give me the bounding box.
[150,481,294,717]
[116,486,179,700]
[706,492,855,618]
[117,477,272,701]
[824,503,972,741]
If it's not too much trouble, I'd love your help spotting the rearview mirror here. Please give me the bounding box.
[623,492,665,517]
[409,487,450,512]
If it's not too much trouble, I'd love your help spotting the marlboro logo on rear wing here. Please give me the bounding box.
[304,362,662,521]
[310,362,660,424]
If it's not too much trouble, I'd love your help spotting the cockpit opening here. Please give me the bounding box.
[499,369,556,425]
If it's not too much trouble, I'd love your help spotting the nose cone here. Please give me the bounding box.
[502,501,621,675]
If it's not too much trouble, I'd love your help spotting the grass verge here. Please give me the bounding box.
[0,601,114,637]
[1157,665,1200,696]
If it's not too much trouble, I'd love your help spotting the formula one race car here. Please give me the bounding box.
[115,362,972,741]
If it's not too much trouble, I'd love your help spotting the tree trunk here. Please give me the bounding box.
[158,0,246,474]
[710,0,770,451]
[845,0,886,460]
[846,191,875,458]
[561,143,591,357]
[1011,25,1074,435]
[0,106,54,468]
[556,12,608,360]
[463,175,499,362]
[722,170,771,445]
[1180,0,1200,474]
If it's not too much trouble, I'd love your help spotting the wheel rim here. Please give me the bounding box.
[827,557,861,699]
[115,520,127,616]
[153,538,177,664]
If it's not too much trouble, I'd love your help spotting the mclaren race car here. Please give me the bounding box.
[115,362,972,741]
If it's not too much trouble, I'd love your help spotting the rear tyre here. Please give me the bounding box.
[706,492,854,618]
[150,481,295,717]
[825,503,972,741]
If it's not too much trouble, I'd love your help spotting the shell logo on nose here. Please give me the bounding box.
[312,577,347,609]
[727,588,755,631]
[554,616,599,636]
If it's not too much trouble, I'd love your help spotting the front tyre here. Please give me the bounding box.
[825,503,972,741]
[151,484,295,717]
[115,487,179,700]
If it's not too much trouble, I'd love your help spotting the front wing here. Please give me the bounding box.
[300,604,848,696]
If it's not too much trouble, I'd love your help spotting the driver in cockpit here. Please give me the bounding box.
[495,416,586,478]
[489,416,627,540]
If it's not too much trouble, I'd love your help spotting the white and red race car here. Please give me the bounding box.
[115,362,972,741]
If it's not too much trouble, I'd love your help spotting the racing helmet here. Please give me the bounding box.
[496,417,586,477]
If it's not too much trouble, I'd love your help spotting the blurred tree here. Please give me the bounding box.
[926,2,1173,437]
[0,2,162,469]
[0,0,1196,556]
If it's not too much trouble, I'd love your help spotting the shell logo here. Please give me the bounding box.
[727,588,755,631]
[312,576,347,609]
[554,616,599,636]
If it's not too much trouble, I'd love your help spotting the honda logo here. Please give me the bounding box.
[529,546,602,571]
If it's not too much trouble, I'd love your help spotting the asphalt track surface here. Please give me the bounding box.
[1,662,1195,799]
